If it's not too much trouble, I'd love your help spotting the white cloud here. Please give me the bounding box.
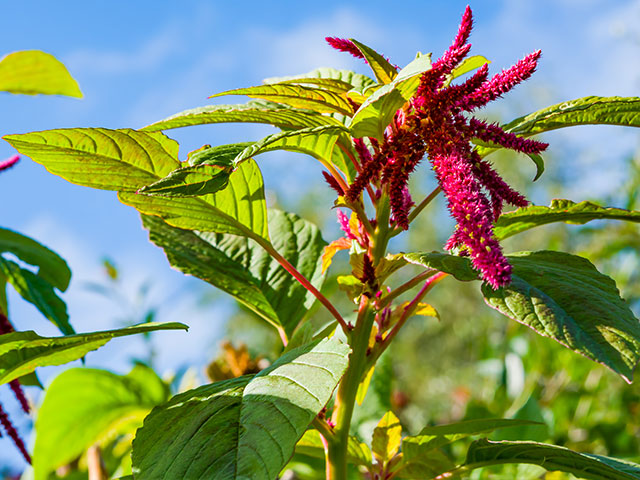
[65,24,183,76]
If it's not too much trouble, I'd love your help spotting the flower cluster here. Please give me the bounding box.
[329,6,548,288]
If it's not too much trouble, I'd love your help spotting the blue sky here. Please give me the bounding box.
[0,0,639,470]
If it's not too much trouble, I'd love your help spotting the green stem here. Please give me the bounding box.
[328,297,375,479]
[407,185,441,225]
[348,200,375,237]
[372,193,391,265]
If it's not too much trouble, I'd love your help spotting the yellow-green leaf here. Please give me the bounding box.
[0,50,82,97]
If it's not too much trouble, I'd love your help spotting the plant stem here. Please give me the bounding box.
[369,272,447,367]
[378,270,436,309]
[372,193,391,265]
[348,200,375,237]
[254,236,349,333]
[407,185,441,224]
[328,297,375,479]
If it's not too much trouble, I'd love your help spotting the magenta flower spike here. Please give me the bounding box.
[343,6,548,288]
[0,155,19,173]
[325,37,365,61]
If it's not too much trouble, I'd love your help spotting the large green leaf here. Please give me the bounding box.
[210,84,353,116]
[131,338,350,479]
[263,68,376,94]
[137,143,251,197]
[503,96,640,136]
[404,250,640,382]
[0,227,71,291]
[143,209,326,338]
[402,418,541,454]
[33,365,169,480]
[0,322,187,385]
[394,419,538,479]
[0,257,72,335]
[495,199,640,240]
[349,39,397,84]
[0,50,82,97]
[233,125,349,167]
[142,100,342,132]
[350,53,432,140]
[122,159,269,239]
[483,251,640,382]
[4,128,180,191]
[464,439,640,480]
[4,128,269,239]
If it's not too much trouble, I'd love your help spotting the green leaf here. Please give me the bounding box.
[142,100,343,132]
[0,257,72,335]
[143,209,326,338]
[263,68,376,93]
[210,84,354,116]
[33,365,169,480]
[394,419,541,479]
[350,53,432,140]
[0,227,71,291]
[233,125,349,167]
[131,338,350,479]
[4,128,180,191]
[495,199,640,240]
[0,322,187,385]
[372,411,403,464]
[394,449,455,479]
[0,50,82,97]
[138,144,251,197]
[450,55,490,80]
[403,418,542,454]
[5,128,269,240]
[502,96,640,136]
[482,251,640,383]
[405,250,640,382]
[349,39,397,84]
[464,439,640,480]
[123,159,269,239]
[294,430,372,467]
[404,252,478,282]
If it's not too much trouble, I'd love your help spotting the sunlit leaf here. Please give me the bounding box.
[450,55,490,80]
[0,322,187,385]
[495,199,640,240]
[263,67,375,92]
[142,100,343,132]
[33,365,169,480]
[405,250,640,382]
[0,227,71,291]
[0,50,82,97]
[350,53,432,140]
[131,338,350,479]
[210,84,353,116]
[233,124,349,166]
[372,411,402,464]
[143,209,326,338]
[295,430,372,467]
[0,257,72,335]
[464,439,640,480]
[349,39,397,84]
[503,96,640,136]
[5,128,271,240]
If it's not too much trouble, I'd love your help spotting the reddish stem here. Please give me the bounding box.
[0,402,31,464]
